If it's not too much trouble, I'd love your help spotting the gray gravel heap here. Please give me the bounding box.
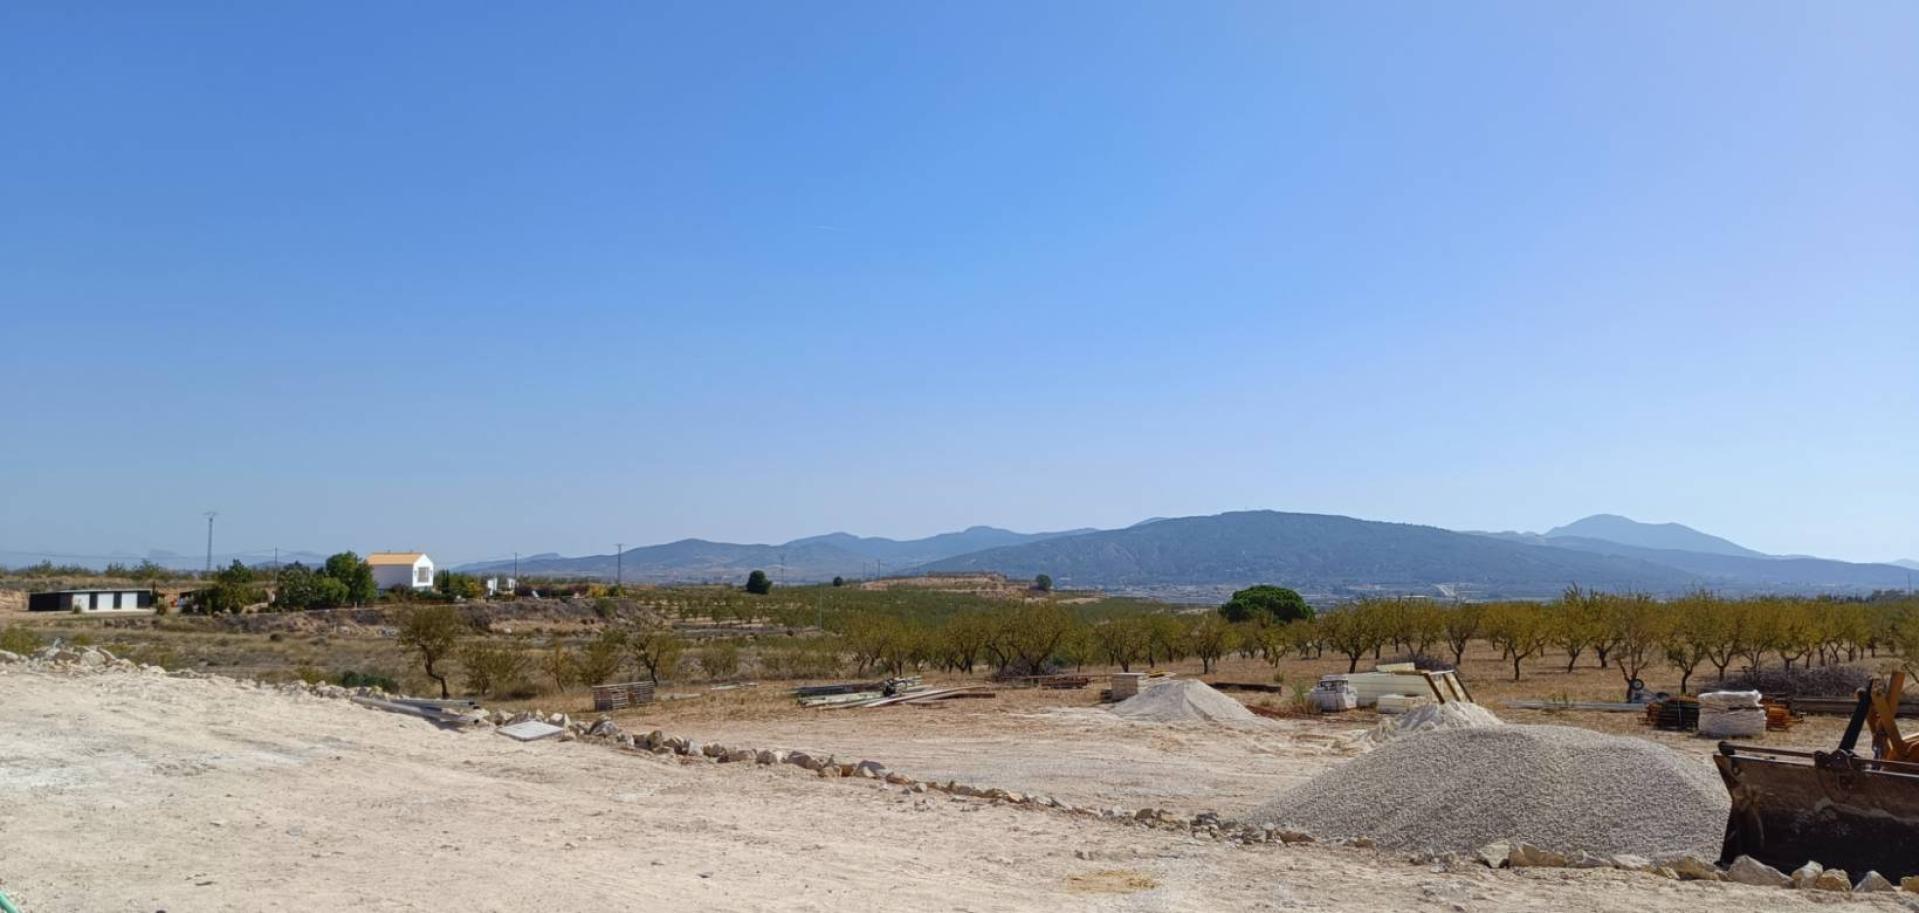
[1110,679,1258,723]
[1249,723,1728,859]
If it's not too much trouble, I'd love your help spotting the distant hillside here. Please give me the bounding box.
[1543,514,1764,558]
[1537,536,1913,592]
[457,525,1096,583]
[783,526,1094,569]
[915,510,1695,598]
[1893,559,1919,572]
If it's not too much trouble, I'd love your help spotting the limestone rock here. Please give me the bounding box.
[1663,856,1722,881]
[1476,841,1511,869]
[1810,868,1851,892]
[1900,875,1919,893]
[1855,871,1894,893]
[1724,856,1790,888]
[1508,843,1569,868]
[1610,854,1652,871]
[1790,862,1824,889]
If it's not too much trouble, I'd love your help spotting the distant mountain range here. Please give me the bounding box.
[28,511,1905,598]
[455,526,1090,584]
[915,511,1697,597]
[453,510,1915,599]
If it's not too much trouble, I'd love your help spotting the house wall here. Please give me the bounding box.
[372,559,434,591]
[371,565,413,591]
[29,590,154,613]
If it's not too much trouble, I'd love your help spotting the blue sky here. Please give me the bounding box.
[3,2,1915,566]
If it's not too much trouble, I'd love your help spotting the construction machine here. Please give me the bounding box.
[1714,672,1919,879]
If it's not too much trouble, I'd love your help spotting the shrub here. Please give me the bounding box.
[0,625,43,654]
[1723,663,1872,698]
[337,670,399,691]
[694,641,740,680]
[459,641,530,697]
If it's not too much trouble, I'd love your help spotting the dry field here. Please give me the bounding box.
[4,602,1905,911]
[4,664,1907,913]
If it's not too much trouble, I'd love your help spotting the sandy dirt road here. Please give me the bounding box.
[0,667,1904,912]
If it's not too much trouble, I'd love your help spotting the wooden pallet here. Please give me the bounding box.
[591,681,657,711]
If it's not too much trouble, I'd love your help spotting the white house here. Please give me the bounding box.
[367,552,434,591]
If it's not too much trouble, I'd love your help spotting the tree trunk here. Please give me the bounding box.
[1511,655,1522,682]
[1347,655,1360,673]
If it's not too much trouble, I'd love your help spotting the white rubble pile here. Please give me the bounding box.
[1109,679,1258,723]
[1351,699,1504,748]
[1248,723,1729,860]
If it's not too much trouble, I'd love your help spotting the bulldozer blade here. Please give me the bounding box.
[1716,743,1919,879]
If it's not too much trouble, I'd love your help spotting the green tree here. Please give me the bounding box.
[322,551,378,605]
[1091,617,1152,672]
[199,560,264,614]
[627,623,685,684]
[1482,602,1549,682]
[1034,574,1054,592]
[398,604,467,698]
[1219,585,1313,626]
[1184,614,1237,674]
[1320,604,1385,673]
[573,629,627,686]
[831,576,846,587]
[744,569,772,595]
[436,570,483,600]
[459,640,529,697]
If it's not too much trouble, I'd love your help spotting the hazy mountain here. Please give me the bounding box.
[783,526,1094,569]
[1893,559,1919,572]
[915,510,1696,598]
[1543,514,1764,558]
[456,525,1097,582]
[1537,536,1913,592]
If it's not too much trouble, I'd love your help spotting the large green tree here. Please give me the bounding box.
[744,569,772,595]
[322,551,378,605]
[1218,585,1313,625]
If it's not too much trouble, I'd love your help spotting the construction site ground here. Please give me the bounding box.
[3,666,1905,913]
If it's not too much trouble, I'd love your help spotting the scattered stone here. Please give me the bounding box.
[1899,875,1919,893]
[1508,843,1568,868]
[1663,856,1722,881]
[1724,856,1790,888]
[1476,841,1511,869]
[1790,862,1824,889]
[1610,854,1652,872]
[1856,871,1895,893]
[1568,851,1608,868]
[1811,868,1852,892]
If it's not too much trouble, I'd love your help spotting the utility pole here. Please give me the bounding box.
[513,551,519,581]
[203,511,217,573]
[615,543,624,588]
[273,547,279,573]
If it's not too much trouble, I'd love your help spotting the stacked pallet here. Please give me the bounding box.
[591,681,657,711]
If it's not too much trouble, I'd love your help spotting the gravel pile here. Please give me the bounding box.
[1249,724,1728,858]
[1356,700,1504,747]
[1110,679,1258,723]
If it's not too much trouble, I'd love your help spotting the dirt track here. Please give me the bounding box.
[0,667,1902,912]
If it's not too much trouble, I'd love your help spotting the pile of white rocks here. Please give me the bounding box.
[1,643,142,672]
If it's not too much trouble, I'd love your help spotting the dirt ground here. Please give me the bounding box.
[3,665,1908,913]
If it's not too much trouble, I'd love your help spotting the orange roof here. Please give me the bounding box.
[366,552,428,566]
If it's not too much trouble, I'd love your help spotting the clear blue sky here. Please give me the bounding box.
[3,2,1915,566]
